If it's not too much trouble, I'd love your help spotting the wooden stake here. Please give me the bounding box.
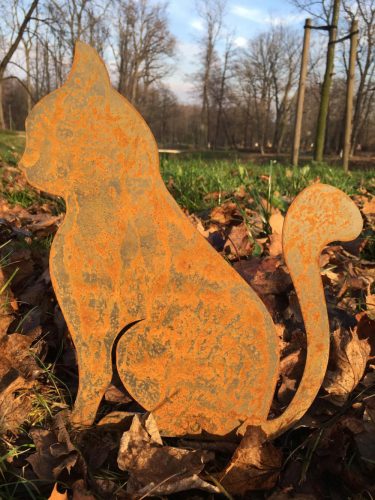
[342,19,358,172]
[314,0,341,162]
[292,19,311,166]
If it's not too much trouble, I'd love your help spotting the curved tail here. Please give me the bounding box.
[262,183,363,439]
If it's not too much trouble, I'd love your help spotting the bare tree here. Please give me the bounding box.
[113,0,175,106]
[209,33,235,148]
[290,0,336,22]
[269,27,300,153]
[342,0,375,153]
[0,0,38,128]
[195,0,226,147]
[47,0,110,62]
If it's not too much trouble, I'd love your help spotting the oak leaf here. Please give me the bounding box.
[323,328,370,406]
[117,413,219,496]
[219,426,282,495]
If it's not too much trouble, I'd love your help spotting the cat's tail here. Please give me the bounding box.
[262,183,363,439]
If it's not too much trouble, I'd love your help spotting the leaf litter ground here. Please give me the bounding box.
[0,158,374,499]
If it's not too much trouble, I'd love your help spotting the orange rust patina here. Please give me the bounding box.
[19,43,363,438]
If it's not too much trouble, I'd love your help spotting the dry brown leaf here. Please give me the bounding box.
[204,190,228,202]
[362,196,375,215]
[366,293,375,320]
[224,222,253,259]
[268,233,283,257]
[233,257,292,296]
[0,267,14,335]
[187,213,209,238]
[48,484,68,500]
[356,312,375,358]
[25,213,63,236]
[219,426,282,495]
[0,367,34,433]
[117,413,219,496]
[0,330,43,432]
[210,202,241,225]
[27,415,80,481]
[268,211,284,257]
[4,247,34,288]
[234,185,247,199]
[277,349,306,405]
[104,384,132,404]
[269,211,284,235]
[72,480,96,500]
[323,328,371,406]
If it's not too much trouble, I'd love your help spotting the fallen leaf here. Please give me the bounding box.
[366,293,375,320]
[224,222,253,259]
[0,329,44,432]
[117,413,219,495]
[233,257,292,295]
[72,479,96,499]
[219,426,282,495]
[210,202,241,225]
[0,267,15,334]
[268,233,283,257]
[204,190,228,202]
[323,328,371,406]
[277,348,306,406]
[27,414,80,481]
[268,211,284,256]
[269,211,284,235]
[104,384,132,404]
[361,196,375,215]
[0,365,34,433]
[3,246,34,289]
[25,213,63,237]
[234,185,247,199]
[356,313,375,359]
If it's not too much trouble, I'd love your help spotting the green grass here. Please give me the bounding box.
[0,130,25,165]
[0,130,373,214]
[160,157,374,212]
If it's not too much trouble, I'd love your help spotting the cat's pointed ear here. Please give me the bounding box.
[64,41,111,101]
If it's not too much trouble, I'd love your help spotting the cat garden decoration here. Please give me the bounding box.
[20,43,363,438]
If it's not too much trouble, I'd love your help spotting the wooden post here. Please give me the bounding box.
[342,19,358,172]
[292,19,312,166]
[314,0,341,162]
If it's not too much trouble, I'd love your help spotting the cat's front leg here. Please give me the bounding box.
[70,336,113,427]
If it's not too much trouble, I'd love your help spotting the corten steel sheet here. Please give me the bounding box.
[19,42,363,438]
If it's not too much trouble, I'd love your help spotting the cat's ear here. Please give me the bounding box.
[63,41,111,104]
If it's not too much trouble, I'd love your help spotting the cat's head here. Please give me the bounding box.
[20,42,158,198]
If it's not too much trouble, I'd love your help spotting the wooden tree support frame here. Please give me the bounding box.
[342,20,359,172]
[19,43,363,439]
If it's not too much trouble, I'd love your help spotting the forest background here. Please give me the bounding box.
[0,0,374,160]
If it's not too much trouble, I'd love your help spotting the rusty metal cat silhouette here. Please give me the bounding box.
[19,42,363,438]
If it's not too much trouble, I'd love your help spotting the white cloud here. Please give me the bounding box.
[231,5,264,23]
[270,13,306,25]
[190,19,204,31]
[231,5,305,25]
[234,36,248,48]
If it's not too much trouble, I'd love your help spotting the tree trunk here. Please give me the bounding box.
[342,20,358,172]
[0,79,4,129]
[292,18,311,165]
[314,0,340,162]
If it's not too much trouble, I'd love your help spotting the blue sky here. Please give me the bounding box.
[164,1,306,102]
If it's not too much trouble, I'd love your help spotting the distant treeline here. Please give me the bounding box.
[0,0,374,155]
